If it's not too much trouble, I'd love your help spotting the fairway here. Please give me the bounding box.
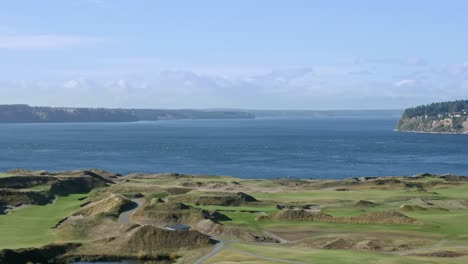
[0,193,88,249]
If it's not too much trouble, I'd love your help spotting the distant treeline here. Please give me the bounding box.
[0,105,255,123]
[402,100,468,118]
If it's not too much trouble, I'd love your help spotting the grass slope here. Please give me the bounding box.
[0,193,88,249]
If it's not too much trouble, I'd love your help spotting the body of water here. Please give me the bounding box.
[0,117,467,179]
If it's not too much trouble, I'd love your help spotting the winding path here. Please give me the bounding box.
[117,199,226,264]
[116,200,299,264]
[193,237,225,264]
[118,199,143,224]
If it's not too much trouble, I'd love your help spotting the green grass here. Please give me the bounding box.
[216,208,446,237]
[147,191,169,200]
[322,207,366,217]
[227,242,468,264]
[0,173,12,178]
[186,184,468,240]
[404,210,468,238]
[20,184,51,192]
[430,185,468,199]
[0,193,89,249]
[129,175,238,185]
[207,190,468,242]
[192,204,278,213]
[251,189,437,203]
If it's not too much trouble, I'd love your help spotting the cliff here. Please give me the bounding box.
[0,104,254,123]
[397,100,468,134]
[397,116,468,134]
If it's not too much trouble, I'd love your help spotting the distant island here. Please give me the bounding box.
[0,104,255,123]
[397,100,468,134]
[0,105,403,123]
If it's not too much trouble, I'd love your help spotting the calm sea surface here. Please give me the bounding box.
[0,117,467,179]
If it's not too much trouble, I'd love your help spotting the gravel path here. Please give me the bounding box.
[117,199,143,224]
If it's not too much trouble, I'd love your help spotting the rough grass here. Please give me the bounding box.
[147,191,169,200]
[227,242,468,264]
[251,189,437,203]
[245,185,468,236]
[0,193,89,249]
[191,204,278,213]
[205,248,278,264]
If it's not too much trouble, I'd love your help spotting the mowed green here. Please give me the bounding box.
[0,193,88,249]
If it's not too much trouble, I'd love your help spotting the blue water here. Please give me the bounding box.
[0,117,467,179]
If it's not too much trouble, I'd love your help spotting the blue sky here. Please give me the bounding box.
[1,0,468,109]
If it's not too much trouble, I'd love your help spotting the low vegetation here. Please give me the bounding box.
[1,170,467,263]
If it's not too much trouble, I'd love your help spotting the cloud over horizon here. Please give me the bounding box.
[1,58,468,110]
[1,1,468,109]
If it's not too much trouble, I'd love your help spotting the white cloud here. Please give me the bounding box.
[63,80,81,89]
[394,79,417,87]
[3,60,468,109]
[0,35,103,49]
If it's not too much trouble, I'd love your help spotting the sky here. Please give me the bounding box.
[1,0,468,110]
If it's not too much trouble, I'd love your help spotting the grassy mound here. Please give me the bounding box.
[259,210,421,225]
[0,170,114,208]
[343,211,421,225]
[322,238,354,249]
[74,194,135,217]
[73,225,215,260]
[175,192,258,206]
[0,189,52,207]
[124,225,214,253]
[57,216,132,241]
[49,174,111,196]
[399,204,427,211]
[354,200,377,207]
[132,201,228,226]
[0,175,55,189]
[0,243,80,264]
[259,210,333,222]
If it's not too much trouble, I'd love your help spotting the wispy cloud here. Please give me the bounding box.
[394,79,417,87]
[2,59,468,109]
[356,57,427,67]
[0,34,103,49]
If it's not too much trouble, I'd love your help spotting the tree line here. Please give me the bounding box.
[403,100,468,118]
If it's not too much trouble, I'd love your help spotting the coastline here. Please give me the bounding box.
[394,129,468,135]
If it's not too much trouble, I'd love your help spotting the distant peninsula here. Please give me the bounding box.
[0,105,404,123]
[0,104,255,123]
[397,100,468,134]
